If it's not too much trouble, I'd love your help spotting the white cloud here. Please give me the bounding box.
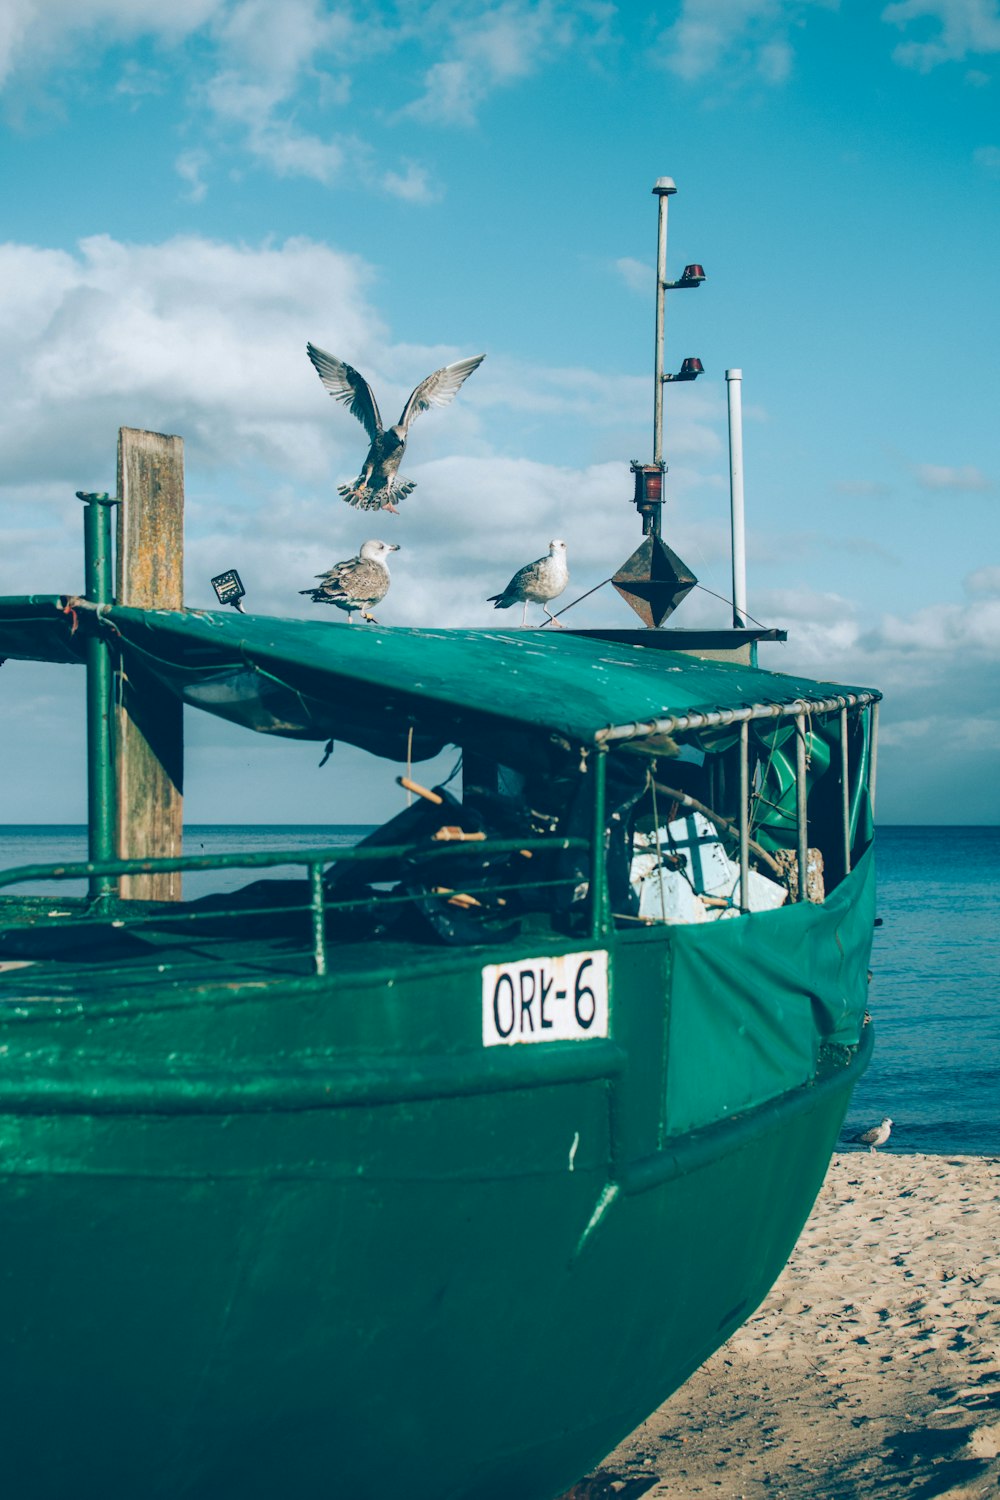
[0,230,730,625]
[614,257,652,296]
[210,0,352,85]
[834,479,894,496]
[755,580,1000,821]
[752,578,1000,691]
[0,2,613,195]
[201,69,356,184]
[116,59,167,98]
[657,0,836,84]
[974,143,1000,170]
[882,0,1000,70]
[382,161,442,204]
[867,596,1000,651]
[964,563,1000,594]
[0,0,222,89]
[175,148,210,202]
[401,0,605,125]
[0,233,381,505]
[913,461,993,490]
[4,225,995,823]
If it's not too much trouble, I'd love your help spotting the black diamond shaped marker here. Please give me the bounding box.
[612,535,698,628]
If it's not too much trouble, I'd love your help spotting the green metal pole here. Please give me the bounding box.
[795,712,808,903]
[78,491,119,907]
[868,700,880,817]
[839,706,852,876]
[590,745,609,942]
[738,720,750,912]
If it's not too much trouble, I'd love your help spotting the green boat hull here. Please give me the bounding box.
[0,887,872,1500]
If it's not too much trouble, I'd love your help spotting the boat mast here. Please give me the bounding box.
[617,181,704,627]
[652,177,675,486]
[633,178,705,540]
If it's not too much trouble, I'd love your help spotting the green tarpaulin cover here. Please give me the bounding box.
[0,599,879,758]
[663,847,876,1133]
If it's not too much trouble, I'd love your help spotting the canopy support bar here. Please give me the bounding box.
[739,720,750,912]
[591,746,609,942]
[596,689,882,746]
[869,700,880,816]
[80,492,119,907]
[795,713,808,903]
[840,706,852,876]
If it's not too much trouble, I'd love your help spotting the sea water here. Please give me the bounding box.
[846,826,999,1158]
[0,824,996,1157]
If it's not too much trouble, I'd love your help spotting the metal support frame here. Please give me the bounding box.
[795,713,809,903]
[79,492,119,906]
[869,701,880,816]
[739,721,750,912]
[839,706,852,876]
[591,746,609,942]
[596,688,881,747]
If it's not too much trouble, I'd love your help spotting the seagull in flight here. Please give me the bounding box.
[853,1116,893,1152]
[299,539,399,623]
[488,540,569,627]
[307,343,484,512]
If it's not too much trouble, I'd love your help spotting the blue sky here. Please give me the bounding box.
[1,0,998,824]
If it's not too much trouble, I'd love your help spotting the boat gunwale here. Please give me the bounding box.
[0,1016,870,1153]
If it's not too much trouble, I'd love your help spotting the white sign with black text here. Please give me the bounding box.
[481,950,609,1046]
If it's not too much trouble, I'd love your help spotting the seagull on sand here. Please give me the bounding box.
[853,1117,893,1152]
[300,539,399,623]
[488,540,569,627]
[306,343,485,512]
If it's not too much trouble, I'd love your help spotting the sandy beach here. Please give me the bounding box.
[575,1154,1000,1500]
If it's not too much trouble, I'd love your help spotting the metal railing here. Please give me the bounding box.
[0,836,591,977]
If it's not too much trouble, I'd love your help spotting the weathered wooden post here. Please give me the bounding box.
[115,427,184,900]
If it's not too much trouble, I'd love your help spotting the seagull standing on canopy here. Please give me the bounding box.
[307,343,485,513]
[488,540,569,627]
[300,539,399,623]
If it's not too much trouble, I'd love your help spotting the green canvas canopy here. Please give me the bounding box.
[0,597,879,762]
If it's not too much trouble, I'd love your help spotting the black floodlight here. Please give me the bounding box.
[662,357,705,383]
[211,568,246,612]
[665,264,706,289]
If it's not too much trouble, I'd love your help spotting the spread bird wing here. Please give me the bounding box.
[397,354,485,432]
[307,343,383,441]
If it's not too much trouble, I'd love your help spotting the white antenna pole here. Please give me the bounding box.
[652,177,677,468]
[726,368,747,628]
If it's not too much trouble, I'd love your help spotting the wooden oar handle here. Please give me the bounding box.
[397,776,443,805]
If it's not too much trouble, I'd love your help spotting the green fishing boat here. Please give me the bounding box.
[0,594,879,1500]
[0,182,881,1499]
